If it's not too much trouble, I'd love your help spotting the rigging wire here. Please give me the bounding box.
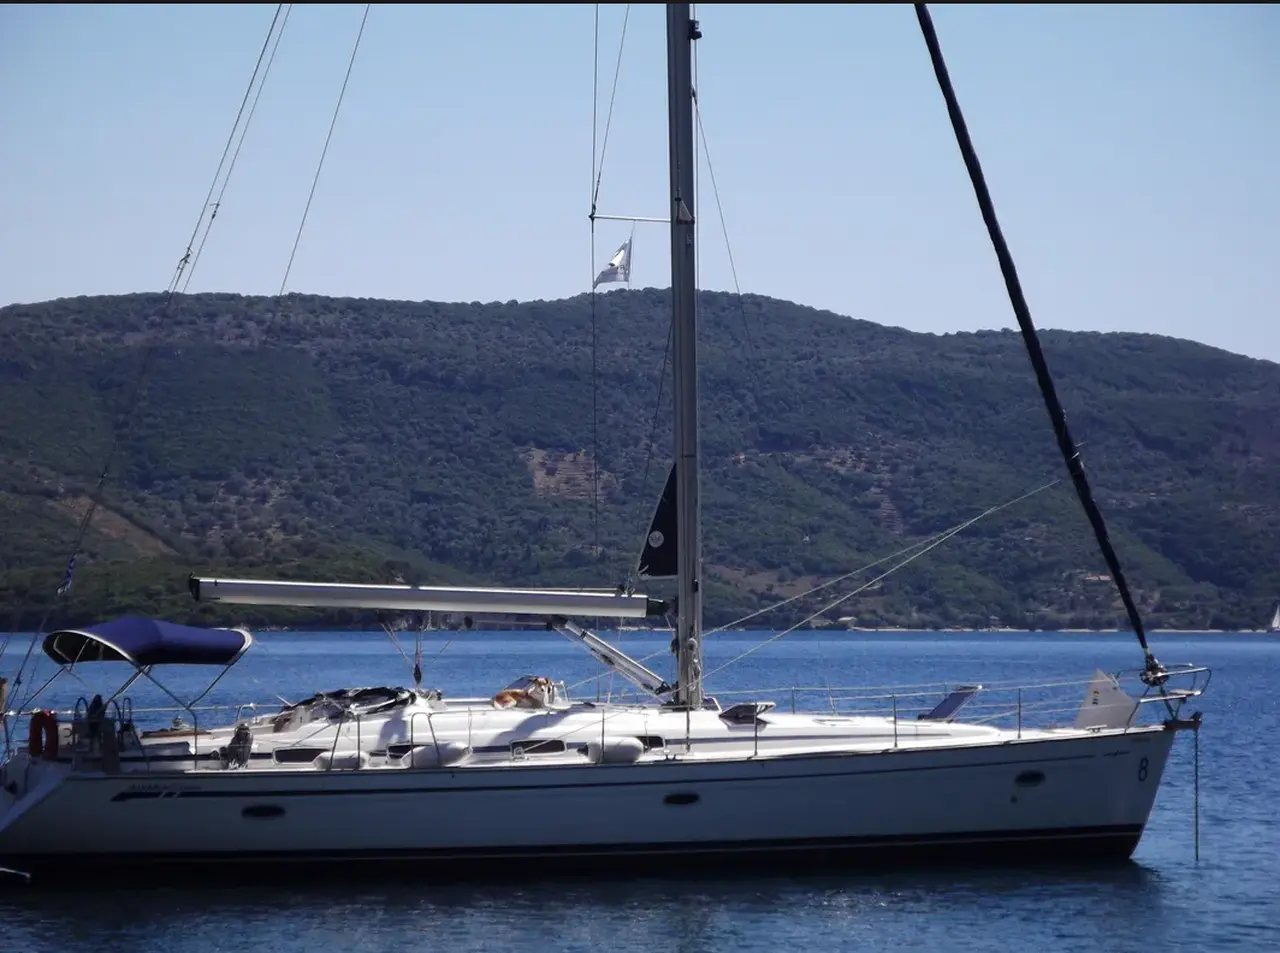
[592,4,600,205]
[3,5,291,722]
[276,3,370,299]
[691,4,700,293]
[165,3,289,297]
[699,478,1063,681]
[705,518,1004,636]
[621,12,767,597]
[620,314,676,598]
[567,475,1063,691]
[381,621,415,670]
[625,320,674,594]
[590,6,601,564]
[913,3,1160,678]
[589,5,632,216]
[692,93,762,374]
[587,4,632,582]
[183,4,294,291]
[247,3,372,549]
[379,615,446,688]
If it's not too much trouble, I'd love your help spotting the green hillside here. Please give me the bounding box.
[2,289,1278,632]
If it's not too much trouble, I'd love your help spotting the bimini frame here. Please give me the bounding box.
[4,616,254,754]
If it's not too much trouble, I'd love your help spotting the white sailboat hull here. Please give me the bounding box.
[0,724,1175,878]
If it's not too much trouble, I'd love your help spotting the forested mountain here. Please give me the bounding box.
[2,288,1278,632]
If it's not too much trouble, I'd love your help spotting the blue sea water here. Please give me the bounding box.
[1,629,1276,953]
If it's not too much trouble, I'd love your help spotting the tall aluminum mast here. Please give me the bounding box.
[666,4,704,710]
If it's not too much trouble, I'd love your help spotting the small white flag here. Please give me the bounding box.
[593,238,632,288]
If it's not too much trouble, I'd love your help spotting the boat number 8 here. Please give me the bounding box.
[1137,757,1149,783]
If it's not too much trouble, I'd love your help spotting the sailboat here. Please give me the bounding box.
[0,5,1210,881]
[1269,604,1279,633]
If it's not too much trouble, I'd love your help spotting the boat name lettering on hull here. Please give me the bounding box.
[112,783,202,803]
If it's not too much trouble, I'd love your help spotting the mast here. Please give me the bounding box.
[666,4,703,709]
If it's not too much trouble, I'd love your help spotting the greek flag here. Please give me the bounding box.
[56,552,78,597]
[593,238,632,288]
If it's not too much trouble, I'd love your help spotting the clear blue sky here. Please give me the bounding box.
[2,3,1276,361]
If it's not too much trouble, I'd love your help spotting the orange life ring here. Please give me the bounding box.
[27,710,58,760]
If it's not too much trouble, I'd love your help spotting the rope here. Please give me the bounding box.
[913,3,1158,675]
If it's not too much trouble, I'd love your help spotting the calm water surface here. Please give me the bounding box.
[2,630,1276,953]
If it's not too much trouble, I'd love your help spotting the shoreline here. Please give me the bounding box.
[838,626,1277,635]
[4,621,1275,636]
[250,625,1279,635]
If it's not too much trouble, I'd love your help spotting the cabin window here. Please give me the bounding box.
[636,735,665,751]
[273,747,329,764]
[511,739,566,756]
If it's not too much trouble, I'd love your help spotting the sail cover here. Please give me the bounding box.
[42,616,253,667]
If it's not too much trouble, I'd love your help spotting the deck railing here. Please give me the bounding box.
[0,663,1210,773]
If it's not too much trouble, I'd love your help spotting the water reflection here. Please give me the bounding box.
[3,863,1172,953]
